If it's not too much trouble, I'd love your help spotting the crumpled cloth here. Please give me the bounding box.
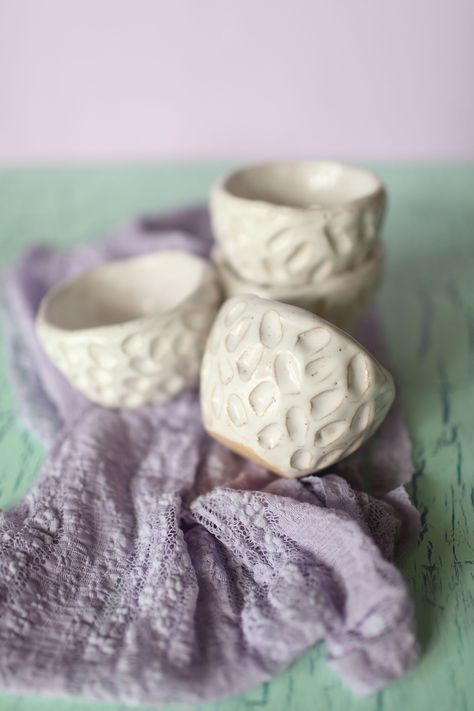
[0,206,419,707]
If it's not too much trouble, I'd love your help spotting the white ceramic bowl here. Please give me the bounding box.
[200,294,395,478]
[212,245,383,333]
[36,250,222,408]
[210,160,386,287]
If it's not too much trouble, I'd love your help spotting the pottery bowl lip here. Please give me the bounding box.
[212,159,385,213]
[36,249,214,340]
[212,243,384,298]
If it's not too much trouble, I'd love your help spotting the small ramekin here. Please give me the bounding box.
[210,160,386,287]
[36,250,222,408]
[200,294,394,478]
[212,245,383,333]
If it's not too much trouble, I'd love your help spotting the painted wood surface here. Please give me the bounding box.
[0,164,473,711]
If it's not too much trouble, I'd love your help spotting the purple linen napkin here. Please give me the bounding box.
[0,206,419,706]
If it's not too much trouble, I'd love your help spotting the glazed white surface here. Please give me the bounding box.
[212,245,383,333]
[200,294,395,477]
[210,160,386,287]
[36,250,222,408]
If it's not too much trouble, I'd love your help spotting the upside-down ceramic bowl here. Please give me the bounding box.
[200,294,395,478]
[210,160,386,287]
[212,244,384,333]
[36,250,222,408]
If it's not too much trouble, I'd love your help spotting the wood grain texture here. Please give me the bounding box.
[0,163,473,711]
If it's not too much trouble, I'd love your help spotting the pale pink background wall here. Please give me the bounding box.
[0,0,473,164]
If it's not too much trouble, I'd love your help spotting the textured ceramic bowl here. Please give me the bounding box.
[213,245,383,333]
[200,294,395,478]
[210,160,386,287]
[36,250,222,408]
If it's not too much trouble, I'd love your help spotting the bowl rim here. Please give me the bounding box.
[36,249,214,340]
[212,159,385,212]
[212,243,384,297]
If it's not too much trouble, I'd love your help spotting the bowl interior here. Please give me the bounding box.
[43,251,206,331]
[223,161,382,209]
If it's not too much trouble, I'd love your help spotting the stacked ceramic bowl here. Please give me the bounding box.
[210,160,386,332]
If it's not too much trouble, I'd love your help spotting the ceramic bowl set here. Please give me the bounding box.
[210,160,386,331]
[36,160,394,479]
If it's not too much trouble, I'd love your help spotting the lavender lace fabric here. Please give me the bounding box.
[0,206,419,706]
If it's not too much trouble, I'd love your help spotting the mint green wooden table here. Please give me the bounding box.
[0,164,473,711]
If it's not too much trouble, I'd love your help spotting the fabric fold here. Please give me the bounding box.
[0,206,419,706]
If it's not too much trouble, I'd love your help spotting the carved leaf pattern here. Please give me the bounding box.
[274,352,301,394]
[201,296,394,477]
[213,189,384,287]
